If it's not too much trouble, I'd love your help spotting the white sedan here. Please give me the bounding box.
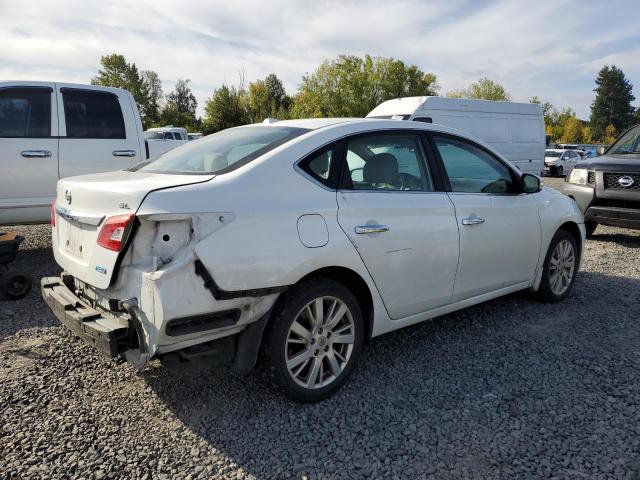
[42,119,585,402]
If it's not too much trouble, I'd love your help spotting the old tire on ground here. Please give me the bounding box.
[585,221,597,237]
[537,229,578,303]
[1,272,31,300]
[262,279,364,402]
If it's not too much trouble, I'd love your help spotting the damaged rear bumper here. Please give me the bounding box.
[41,276,130,357]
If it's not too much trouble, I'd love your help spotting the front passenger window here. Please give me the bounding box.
[434,136,515,194]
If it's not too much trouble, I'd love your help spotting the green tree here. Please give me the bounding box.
[635,106,640,124]
[202,79,248,134]
[141,70,163,127]
[291,54,438,118]
[247,74,291,122]
[159,79,199,130]
[590,65,635,140]
[447,77,511,101]
[91,53,159,128]
[560,116,584,143]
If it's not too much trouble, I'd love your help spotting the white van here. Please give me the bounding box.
[367,97,545,175]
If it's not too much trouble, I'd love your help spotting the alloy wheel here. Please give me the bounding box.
[285,296,355,389]
[549,239,575,296]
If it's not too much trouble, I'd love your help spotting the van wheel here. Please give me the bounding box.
[585,221,597,237]
[537,230,578,303]
[263,279,364,402]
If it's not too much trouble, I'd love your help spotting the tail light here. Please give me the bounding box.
[51,198,57,227]
[97,214,135,252]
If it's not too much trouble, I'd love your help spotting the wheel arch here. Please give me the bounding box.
[293,266,374,341]
[558,221,583,265]
[264,266,375,343]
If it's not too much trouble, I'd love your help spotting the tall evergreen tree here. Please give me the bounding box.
[160,79,199,130]
[590,65,635,140]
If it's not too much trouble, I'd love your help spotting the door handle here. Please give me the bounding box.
[462,216,485,226]
[355,225,389,234]
[21,150,52,158]
[112,150,137,157]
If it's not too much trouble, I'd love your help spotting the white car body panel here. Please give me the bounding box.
[46,119,585,368]
[336,190,459,318]
[446,192,541,301]
[367,96,545,176]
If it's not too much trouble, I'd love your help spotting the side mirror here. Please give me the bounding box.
[597,146,607,155]
[522,173,541,193]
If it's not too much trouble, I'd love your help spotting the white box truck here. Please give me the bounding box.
[367,97,545,176]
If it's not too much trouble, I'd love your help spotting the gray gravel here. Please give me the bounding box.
[2,210,640,479]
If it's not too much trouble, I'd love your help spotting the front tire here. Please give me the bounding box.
[557,166,564,177]
[585,221,597,237]
[263,279,364,402]
[537,230,578,303]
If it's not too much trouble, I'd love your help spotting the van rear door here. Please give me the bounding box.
[0,83,59,225]
[57,85,143,179]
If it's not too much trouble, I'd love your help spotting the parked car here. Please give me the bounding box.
[366,96,545,175]
[563,124,640,236]
[544,149,582,176]
[42,118,585,402]
[144,126,189,158]
[0,81,149,226]
[555,143,587,159]
[188,132,204,141]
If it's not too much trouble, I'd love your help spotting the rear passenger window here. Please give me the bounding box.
[343,133,433,191]
[0,88,51,137]
[62,89,125,139]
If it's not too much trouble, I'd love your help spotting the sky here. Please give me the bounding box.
[1,0,639,119]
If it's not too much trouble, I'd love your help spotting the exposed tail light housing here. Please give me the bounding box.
[97,214,135,252]
[51,198,57,227]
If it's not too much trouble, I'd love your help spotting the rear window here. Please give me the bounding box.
[62,89,125,139]
[138,126,310,175]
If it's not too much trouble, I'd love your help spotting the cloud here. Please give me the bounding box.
[0,0,638,118]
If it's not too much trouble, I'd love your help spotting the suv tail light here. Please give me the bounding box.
[97,214,135,252]
[51,198,57,227]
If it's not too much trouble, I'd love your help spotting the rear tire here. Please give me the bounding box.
[262,279,364,402]
[585,221,597,237]
[537,230,578,303]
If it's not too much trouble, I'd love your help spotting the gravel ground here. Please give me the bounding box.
[2,193,640,479]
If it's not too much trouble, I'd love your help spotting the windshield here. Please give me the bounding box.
[608,126,640,154]
[144,131,165,140]
[545,151,561,157]
[138,126,310,175]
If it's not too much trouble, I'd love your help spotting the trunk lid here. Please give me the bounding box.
[53,170,212,289]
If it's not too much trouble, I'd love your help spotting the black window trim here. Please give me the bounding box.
[61,87,126,140]
[426,131,526,195]
[0,86,53,139]
[336,129,446,193]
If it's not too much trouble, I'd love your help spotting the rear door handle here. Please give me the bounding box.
[112,150,137,157]
[355,225,389,234]
[462,216,485,226]
[21,150,52,158]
